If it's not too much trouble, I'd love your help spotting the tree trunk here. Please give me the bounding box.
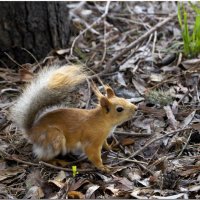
[0,2,70,67]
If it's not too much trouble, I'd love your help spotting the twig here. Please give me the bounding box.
[164,105,179,130]
[0,121,10,132]
[104,13,177,73]
[108,155,147,165]
[152,30,157,67]
[114,130,151,137]
[114,127,192,165]
[97,17,107,66]
[136,161,155,175]
[4,52,22,67]
[39,161,95,172]
[177,89,189,105]
[110,16,151,30]
[177,130,192,158]
[70,1,111,56]
[0,150,39,166]
[21,47,42,69]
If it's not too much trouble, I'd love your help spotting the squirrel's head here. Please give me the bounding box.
[93,84,137,126]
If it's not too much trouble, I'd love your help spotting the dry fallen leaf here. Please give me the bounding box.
[0,166,25,182]
[0,160,6,170]
[106,184,119,196]
[24,186,44,199]
[25,170,42,189]
[188,185,200,192]
[120,137,135,146]
[132,79,146,95]
[69,178,90,191]
[150,73,164,82]
[68,191,84,199]
[85,185,100,199]
[180,110,196,128]
[191,122,200,130]
[112,175,134,190]
[130,188,148,199]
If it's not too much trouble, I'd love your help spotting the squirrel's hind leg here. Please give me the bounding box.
[32,127,67,161]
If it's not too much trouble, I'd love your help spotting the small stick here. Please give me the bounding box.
[177,130,192,158]
[97,18,107,66]
[39,161,95,172]
[114,130,151,137]
[152,31,157,67]
[0,150,39,167]
[164,105,179,130]
[136,161,155,175]
[21,47,42,69]
[177,89,189,105]
[108,155,147,165]
[4,52,22,67]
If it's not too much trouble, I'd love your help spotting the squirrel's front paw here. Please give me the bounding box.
[99,165,111,173]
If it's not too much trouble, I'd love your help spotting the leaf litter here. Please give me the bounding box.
[0,2,200,199]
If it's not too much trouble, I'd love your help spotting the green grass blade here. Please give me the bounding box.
[177,2,183,29]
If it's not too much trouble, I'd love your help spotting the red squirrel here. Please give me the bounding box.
[11,65,137,172]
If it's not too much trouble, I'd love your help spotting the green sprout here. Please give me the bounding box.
[72,165,79,177]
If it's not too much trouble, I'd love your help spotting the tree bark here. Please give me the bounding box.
[0,2,70,67]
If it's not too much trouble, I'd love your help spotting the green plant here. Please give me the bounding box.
[145,89,173,106]
[72,165,79,177]
[177,2,200,58]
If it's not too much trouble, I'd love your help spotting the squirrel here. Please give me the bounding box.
[11,64,137,172]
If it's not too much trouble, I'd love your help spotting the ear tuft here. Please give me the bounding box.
[91,81,103,99]
[105,85,115,98]
[100,96,110,113]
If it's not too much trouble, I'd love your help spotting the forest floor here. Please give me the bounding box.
[0,2,200,199]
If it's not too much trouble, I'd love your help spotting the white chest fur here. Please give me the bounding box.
[108,126,117,137]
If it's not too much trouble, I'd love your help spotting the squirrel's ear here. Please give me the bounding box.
[105,85,115,98]
[100,96,110,113]
[91,81,103,99]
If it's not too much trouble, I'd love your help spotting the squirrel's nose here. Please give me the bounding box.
[134,105,138,110]
[132,104,138,110]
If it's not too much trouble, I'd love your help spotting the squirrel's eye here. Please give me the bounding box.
[116,106,124,112]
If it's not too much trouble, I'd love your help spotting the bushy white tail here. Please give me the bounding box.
[11,65,87,132]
